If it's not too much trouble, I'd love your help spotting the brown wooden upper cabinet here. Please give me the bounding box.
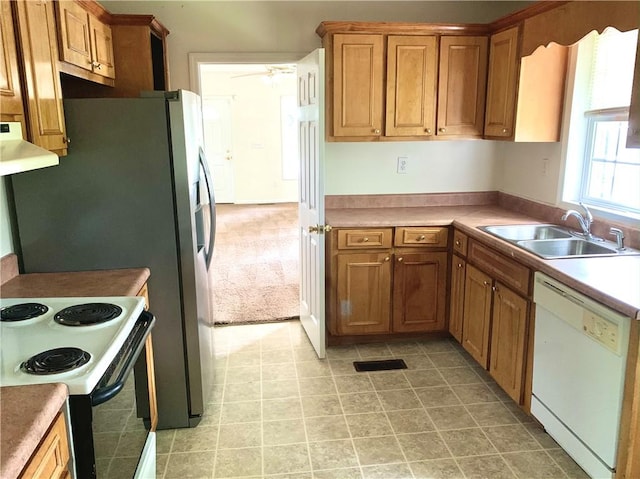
[437,36,488,138]
[484,26,568,141]
[57,1,116,81]
[332,33,384,138]
[0,0,25,132]
[13,0,68,155]
[386,35,437,137]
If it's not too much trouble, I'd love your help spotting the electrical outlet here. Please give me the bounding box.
[397,157,408,174]
[541,158,549,177]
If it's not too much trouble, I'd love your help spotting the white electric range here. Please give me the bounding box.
[0,296,156,479]
[0,296,145,393]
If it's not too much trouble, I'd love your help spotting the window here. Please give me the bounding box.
[564,28,640,217]
[582,108,640,211]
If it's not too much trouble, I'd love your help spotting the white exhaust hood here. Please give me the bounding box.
[0,122,59,176]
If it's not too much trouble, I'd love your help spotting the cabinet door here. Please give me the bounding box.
[0,0,25,129]
[386,35,437,137]
[56,1,91,72]
[332,33,383,137]
[89,14,115,79]
[392,251,447,333]
[462,264,492,368]
[336,252,391,335]
[484,27,519,138]
[449,254,465,342]
[14,0,67,154]
[489,282,528,403]
[437,36,488,137]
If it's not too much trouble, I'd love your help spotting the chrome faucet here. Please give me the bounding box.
[610,227,625,250]
[561,202,594,239]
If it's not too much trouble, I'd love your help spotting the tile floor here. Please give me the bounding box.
[155,320,589,479]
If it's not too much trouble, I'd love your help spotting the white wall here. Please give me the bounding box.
[326,141,499,195]
[495,142,563,205]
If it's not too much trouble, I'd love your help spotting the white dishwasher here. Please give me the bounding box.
[532,272,631,479]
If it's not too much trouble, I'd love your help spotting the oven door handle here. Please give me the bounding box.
[91,311,155,406]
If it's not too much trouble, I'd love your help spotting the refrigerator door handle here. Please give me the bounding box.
[199,147,216,269]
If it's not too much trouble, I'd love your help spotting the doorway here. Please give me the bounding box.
[193,58,300,324]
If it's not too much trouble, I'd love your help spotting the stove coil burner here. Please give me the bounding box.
[21,347,91,375]
[0,303,49,322]
[54,303,122,326]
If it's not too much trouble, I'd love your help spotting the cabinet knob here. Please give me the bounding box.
[398,257,403,262]
[425,128,432,134]
[502,128,508,133]
[362,237,369,242]
[492,286,498,292]
[384,256,390,262]
[483,281,490,286]
[418,235,425,241]
[63,137,70,144]
[438,128,446,133]
[457,263,463,269]
[455,240,461,246]
[373,129,380,135]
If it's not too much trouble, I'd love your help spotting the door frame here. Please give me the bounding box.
[188,52,308,94]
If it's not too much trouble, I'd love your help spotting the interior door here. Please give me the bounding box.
[202,96,234,203]
[297,49,326,358]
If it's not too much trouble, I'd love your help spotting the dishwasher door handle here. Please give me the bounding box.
[539,279,585,308]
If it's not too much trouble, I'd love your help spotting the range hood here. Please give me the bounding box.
[0,122,59,176]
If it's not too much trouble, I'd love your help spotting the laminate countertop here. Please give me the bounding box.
[0,262,150,298]
[0,383,68,479]
[326,205,640,319]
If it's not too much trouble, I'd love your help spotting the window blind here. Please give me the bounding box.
[588,28,638,111]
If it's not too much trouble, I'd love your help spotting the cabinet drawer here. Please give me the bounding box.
[452,230,468,256]
[337,229,393,249]
[468,239,530,297]
[394,227,448,247]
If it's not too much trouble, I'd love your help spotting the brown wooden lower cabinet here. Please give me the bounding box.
[461,264,492,368]
[449,253,466,342]
[489,282,528,403]
[455,236,532,404]
[20,412,70,479]
[329,227,448,337]
[336,252,392,335]
[393,251,447,333]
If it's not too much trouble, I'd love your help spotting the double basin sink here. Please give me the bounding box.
[479,224,639,259]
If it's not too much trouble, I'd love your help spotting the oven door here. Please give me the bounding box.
[68,311,157,479]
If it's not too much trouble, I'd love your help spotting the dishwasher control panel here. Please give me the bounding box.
[583,311,620,354]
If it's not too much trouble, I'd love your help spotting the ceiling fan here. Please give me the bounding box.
[231,65,296,79]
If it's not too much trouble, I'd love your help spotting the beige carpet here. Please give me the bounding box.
[211,203,299,324]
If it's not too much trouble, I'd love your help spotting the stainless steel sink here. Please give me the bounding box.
[481,224,573,241]
[516,238,618,259]
[479,224,639,259]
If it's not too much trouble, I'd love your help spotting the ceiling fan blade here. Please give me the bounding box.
[230,71,270,79]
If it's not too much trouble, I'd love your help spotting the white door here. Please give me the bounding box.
[202,96,234,203]
[297,49,326,358]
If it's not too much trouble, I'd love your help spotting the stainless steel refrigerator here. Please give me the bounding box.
[10,90,216,430]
